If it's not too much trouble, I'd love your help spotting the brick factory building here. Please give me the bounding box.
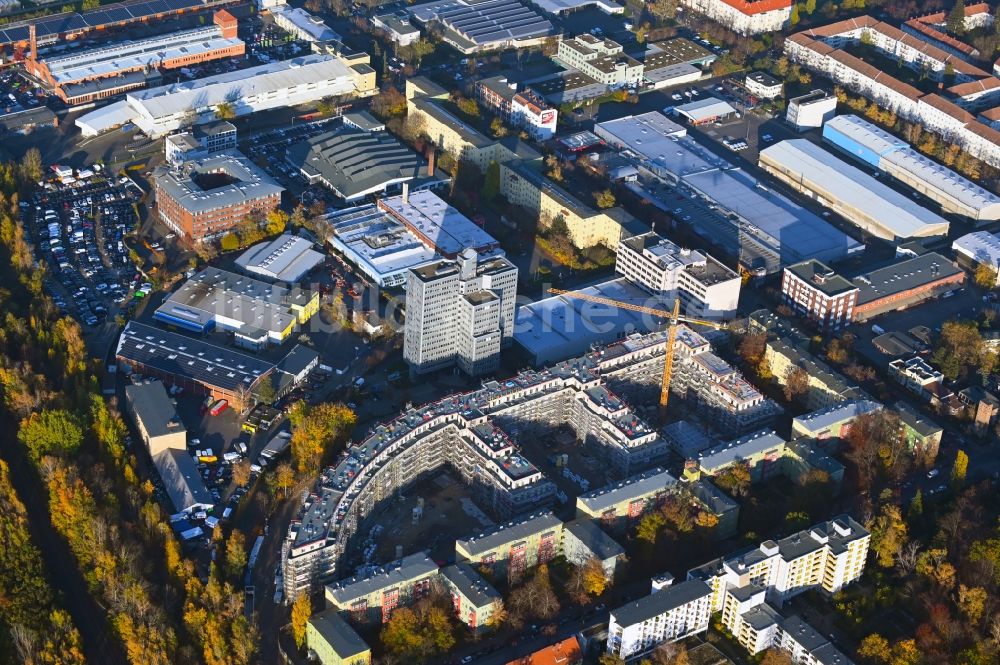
[25,10,243,105]
[153,151,284,242]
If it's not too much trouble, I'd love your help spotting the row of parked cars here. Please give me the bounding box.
[29,173,143,327]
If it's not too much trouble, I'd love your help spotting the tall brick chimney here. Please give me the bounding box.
[28,24,36,62]
[426,147,435,176]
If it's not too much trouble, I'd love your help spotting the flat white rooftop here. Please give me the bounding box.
[235,234,325,283]
[760,139,950,240]
[531,0,623,14]
[378,189,497,257]
[673,97,736,122]
[953,230,1000,267]
[43,25,241,84]
[271,5,340,42]
[127,54,353,122]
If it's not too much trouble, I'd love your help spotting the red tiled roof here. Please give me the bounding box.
[920,93,976,122]
[904,19,979,56]
[963,119,1000,146]
[506,637,583,665]
[718,0,793,15]
[979,106,1000,121]
[800,15,877,38]
[828,49,923,100]
[948,76,1000,97]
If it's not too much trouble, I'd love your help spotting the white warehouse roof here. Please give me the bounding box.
[235,234,325,283]
[672,97,736,123]
[759,139,950,240]
[953,230,1000,268]
[127,54,354,124]
[826,114,1000,220]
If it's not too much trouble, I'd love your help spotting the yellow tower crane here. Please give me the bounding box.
[547,288,728,418]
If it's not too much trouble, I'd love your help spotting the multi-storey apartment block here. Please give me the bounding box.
[476,76,558,140]
[781,260,858,332]
[325,552,439,624]
[440,563,502,633]
[575,467,677,528]
[616,232,741,318]
[455,512,563,581]
[404,248,518,376]
[555,35,644,88]
[282,329,770,600]
[607,578,714,660]
[677,516,869,659]
[680,0,793,35]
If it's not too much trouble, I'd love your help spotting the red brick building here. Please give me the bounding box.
[26,10,243,105]
[781,259,858,332]
[154,152,284,242]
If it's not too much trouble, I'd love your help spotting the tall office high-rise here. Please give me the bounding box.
[404,248,518,376]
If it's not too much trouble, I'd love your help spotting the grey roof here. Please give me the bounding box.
[410,96,494,148]
[563,519,625,560]
[728,583,763,602]
[596,112,862,265]
[342,110,385,132]
[698,429,786,470]
[611,579,712,626]
[577,467,675,513]
[235,234,325,284]
[456,511,562,557]
[768,336,858,399]
[194,120,236,138]
[747,71,782,88]
[287,127,428,201]
[125,382,185,439]
[308,609,369,658]
[409,0,552,47]
[673,97,737,122]
[811,642,856,665]
[689,479,738,514]
[760,140,950,239]
[894,400,942,437]
[276,345,319,379]
[792,400,883,435]
[742,603,781,631]
[154,152,283,216]
[61,69,151,100]
[785,260,858,297]
[128,54,353,120]
[826,114,1000,217]
[327,552,437,604]
[852,252,962,305]
[780,615,830,652]
[440,563,500,607]
[0,106,56,131]
[153,448,213,512]
[776,515,868,560]
[116,321,272,393]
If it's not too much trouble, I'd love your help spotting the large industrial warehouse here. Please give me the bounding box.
[408,0,552,53]
[759,139,951,241]
[77,54,370,137]
[595,112,863,271]
[823,114,1000,222]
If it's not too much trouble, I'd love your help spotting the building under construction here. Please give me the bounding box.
[24,10,243,105]
[281,326,776,599]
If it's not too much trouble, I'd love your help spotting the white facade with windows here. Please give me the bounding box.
[615,232,741,318]
[680,0,792,35]
[607,579,713,660]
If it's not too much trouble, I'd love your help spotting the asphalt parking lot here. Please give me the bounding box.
[29,170,145,330]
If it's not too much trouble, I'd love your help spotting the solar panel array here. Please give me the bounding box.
[0,0,216,46]
[433,0,551,45]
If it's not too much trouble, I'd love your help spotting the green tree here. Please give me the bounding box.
[974,263,997,289]
[804,0,816,13]
[288,402,357,474]
[291,592,311,649]
[220,233,240,252]
[869,503,908,568]
[951,449,968,488]
[948,0,967,35]
[214,101,236,120]
[380,602,455,662]
[489,117,508,138]
[636,511,665,544]
[858,633,891,663]
[225,531,247,580]
[18,147,43,185]
[789,3,800,25]
[483,160,500,201]
[18,409,83,461]
[255,373,276,405]
[907,488,923,521]
[594,189,616,209]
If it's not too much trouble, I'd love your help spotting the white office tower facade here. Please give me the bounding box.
[405,249,518,376]
[607,579,714,660]
[616,232,741,318]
